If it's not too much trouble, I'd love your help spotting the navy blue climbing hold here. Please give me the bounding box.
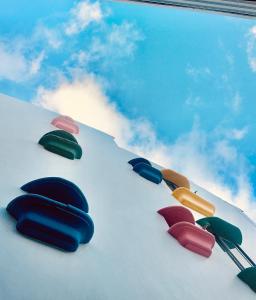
[7,194,94,252]
[21,177,88,213]
[7,177,94,252]
[133,162,162,184]
[128,157,151,167]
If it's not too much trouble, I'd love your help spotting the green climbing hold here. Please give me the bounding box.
[238,267,256,293]
[196,217,242,249]
[39,130,82,160]
[46,130,78,143]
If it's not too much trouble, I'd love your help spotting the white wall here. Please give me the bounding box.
[0,93,255,299]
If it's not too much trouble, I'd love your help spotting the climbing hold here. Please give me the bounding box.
[161,169,190,190]
[51,115,79,134]
[238,267,256,293]
[38,130,82,160]
[7,194,94,252]
[158,206,195,227]
[133,162,162,184]
[168,221,215,258]
[197,217,242,249]
[128,157,151,167]
[21,177,89,213]
[172,187,215,216]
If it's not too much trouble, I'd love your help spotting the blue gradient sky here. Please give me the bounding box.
[1,0,256,216]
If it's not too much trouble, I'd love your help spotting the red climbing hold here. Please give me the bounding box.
[168,221,215,257]
[158,206,195,227]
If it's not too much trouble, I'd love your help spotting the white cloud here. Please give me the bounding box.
[35,75,256,220]
[247,26,256,72]
[251,26,256,37]
[35,75,134,143]
[226,53,234,66]
[0,1,141,84]
[185,95,202,107]
[224,127,248,140]
[91,22,142,58]
[0,42,44,82]
[65,1,103,35]
[34,75,171,169]
[231,92,242,113]
[106,22,143,57]
[29,51,45,75]
[71,51,89,65]
[70,21,143,68]
[214,140,237,162]
[34,25,63,49]
[186,65,212,80]
[0,43,27,82]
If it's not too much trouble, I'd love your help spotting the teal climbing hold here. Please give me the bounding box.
[197,217,242,249]
[38,130,82,160]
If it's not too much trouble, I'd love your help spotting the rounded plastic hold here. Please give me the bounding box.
[158,206,195,227]
[172,187,215,217]
[38,130,82,160]
[21,177,89,213]
[196,217,242,248]
[133,163,162,184]
[51,116,79,134]
[58,115,74,122]
[161,169,190,190]
[168,221,215,257]
[237,267,256,293]
[128,157,151,167]
[7,194,94,252]
[44,130,78,143]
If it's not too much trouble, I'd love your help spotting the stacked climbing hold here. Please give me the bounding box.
[158,206,215,257]
[128,157,162,184]
[39,130,82,160]
[51,115,79,134]
[6,177,94,252]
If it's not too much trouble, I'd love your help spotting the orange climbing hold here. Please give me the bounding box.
[161,169,190,190]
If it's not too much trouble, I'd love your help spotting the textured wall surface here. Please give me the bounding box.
[0,93,255,299]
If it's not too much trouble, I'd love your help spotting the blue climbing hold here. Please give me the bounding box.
[133,162,162,184]
[21,177,89,213]
[7,194,94,252]
[128,157,151,167]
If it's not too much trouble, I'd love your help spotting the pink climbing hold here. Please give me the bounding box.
[59,115,74,122]
[168,221,215,257]
[51,115,79,134]
[158,206,195,227]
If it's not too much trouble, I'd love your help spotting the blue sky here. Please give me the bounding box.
[1,0,256,217]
